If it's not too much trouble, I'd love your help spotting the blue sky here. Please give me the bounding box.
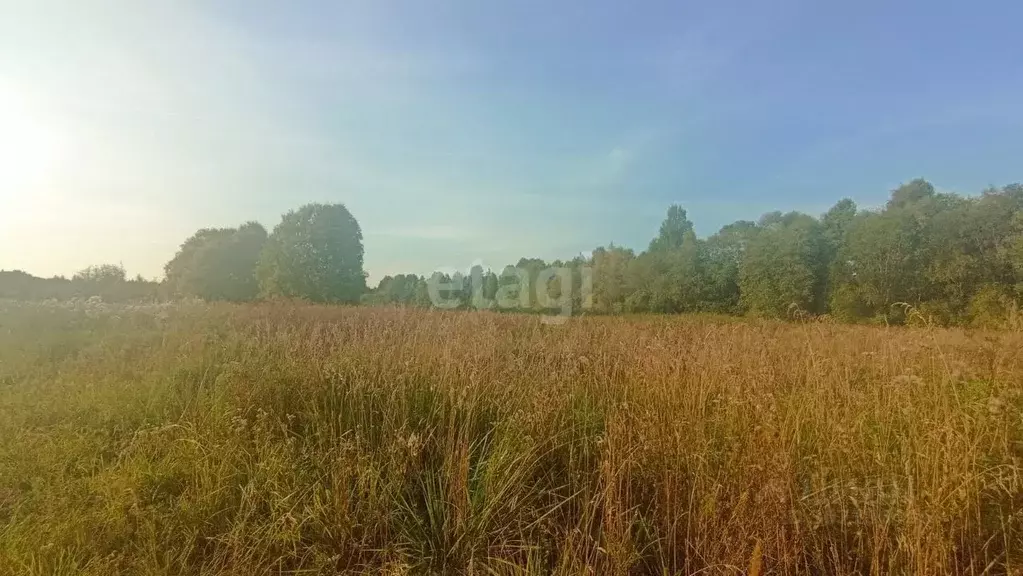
[1,0,1021,281]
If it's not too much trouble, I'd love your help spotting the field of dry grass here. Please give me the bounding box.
[0,300,1020,575]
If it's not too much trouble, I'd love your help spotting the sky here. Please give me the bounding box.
[1,0,1021,282]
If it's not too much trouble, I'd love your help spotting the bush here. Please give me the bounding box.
[968,284,1016,328]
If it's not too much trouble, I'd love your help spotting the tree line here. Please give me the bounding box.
[0,265,159,303]
[367,179,1023,327]
[0,203,366,305]
[3,179,1022,326]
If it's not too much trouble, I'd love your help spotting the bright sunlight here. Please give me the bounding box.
[0,84,63,196]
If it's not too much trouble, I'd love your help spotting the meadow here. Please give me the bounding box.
[0,300,1020,575]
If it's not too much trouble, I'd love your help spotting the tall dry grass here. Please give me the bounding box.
[0,300,1020,575]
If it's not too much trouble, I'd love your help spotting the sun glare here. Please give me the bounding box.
[0,85,64,196]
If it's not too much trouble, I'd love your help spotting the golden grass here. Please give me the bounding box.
[0,301,1020,575]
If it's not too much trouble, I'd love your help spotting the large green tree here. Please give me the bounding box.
[164,222,267,302]
[703,220,758,313]
[830,209,927,320]
[591,245,635,313]
[648,204,694,253]
[257,203,367,303]
[625,205,707,313]
[739,212,826,317]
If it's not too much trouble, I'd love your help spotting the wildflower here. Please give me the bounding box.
[987,396,1005,416]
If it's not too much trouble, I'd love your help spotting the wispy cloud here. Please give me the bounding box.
[606,146,634,179]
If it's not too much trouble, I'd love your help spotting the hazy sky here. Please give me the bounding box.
[2,0,1021,282]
